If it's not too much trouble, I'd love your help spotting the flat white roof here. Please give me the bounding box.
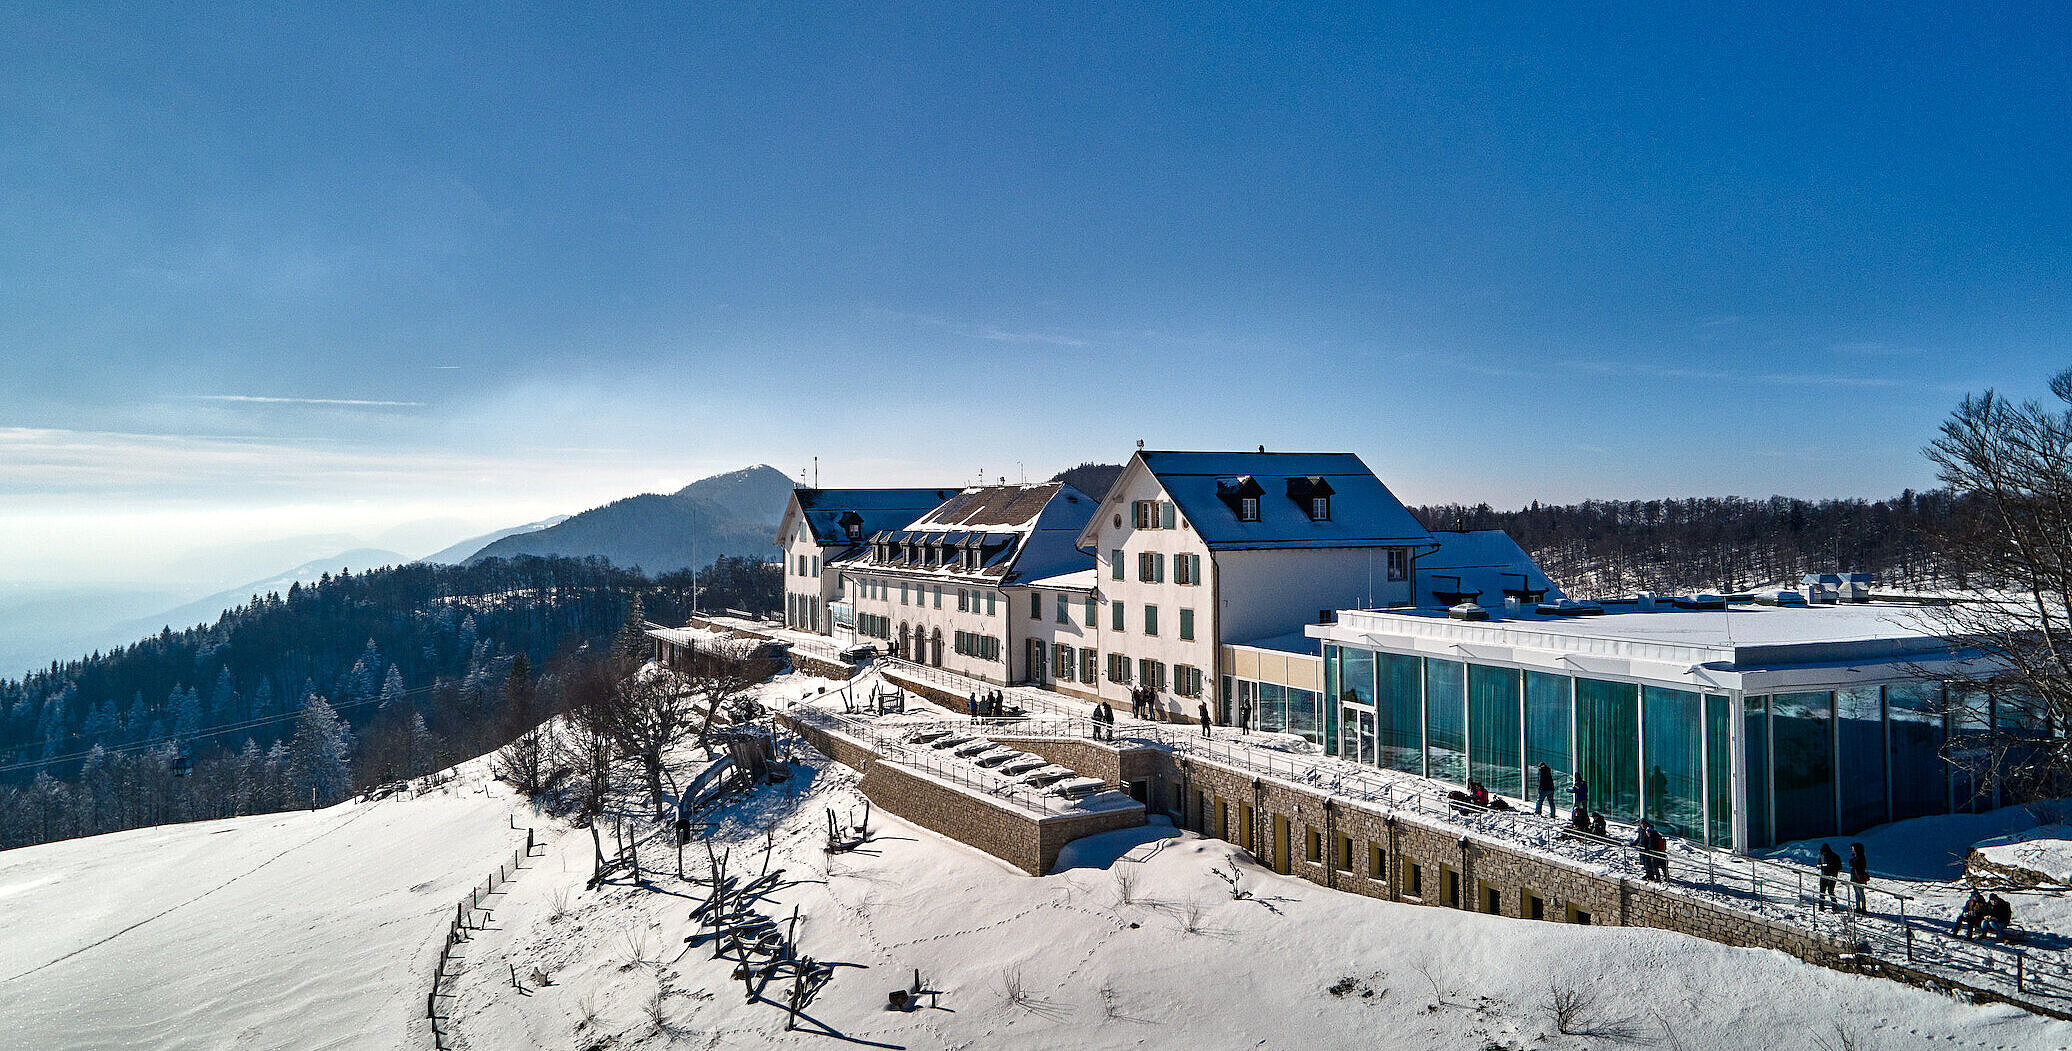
[1309,599,1982,693]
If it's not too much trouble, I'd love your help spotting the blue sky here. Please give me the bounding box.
[2,4,2067,583]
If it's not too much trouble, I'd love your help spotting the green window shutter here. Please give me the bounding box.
[1112,601,1125,632]
[1112,550,1125,580]
[1180,608,1194,641]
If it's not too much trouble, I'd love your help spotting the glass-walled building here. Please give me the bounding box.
[1308,600,2034,854]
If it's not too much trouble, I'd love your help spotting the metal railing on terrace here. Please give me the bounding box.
[777,698,1101,817]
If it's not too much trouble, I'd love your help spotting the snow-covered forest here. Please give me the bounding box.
[0,555,779,850]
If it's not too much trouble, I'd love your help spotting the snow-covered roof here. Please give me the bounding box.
[1416,530,1566,608]
[783,488,957,547]
[1024,568,1099,591]
[1095,451,1435,551]
[1312,599,1980,690]
[831,483,1098,586]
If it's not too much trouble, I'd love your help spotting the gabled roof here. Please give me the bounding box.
[833,482,1098,585]
[1416,530,1565,609]
[1082,451,1436,551]
[779,488,956,548]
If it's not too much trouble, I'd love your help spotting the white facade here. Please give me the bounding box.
[1071,451,1434,719]
[775,488,955,638]
[830,482,1098,686]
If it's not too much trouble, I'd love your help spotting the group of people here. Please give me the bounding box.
[1446,779,1514,813]
[1815,842,1872,913]
[965,689,1008,719]
[1090,701,1118,740]
[1954,890,2017,940]
[1127,684,1160,719]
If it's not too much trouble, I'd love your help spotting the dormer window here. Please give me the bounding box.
[1216,475,1265,521]
[1286,475,1335,521]
[839,510,864,542]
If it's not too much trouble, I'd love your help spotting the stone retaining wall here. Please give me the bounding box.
[1149,750,1843,964]
[776,712,1145,875]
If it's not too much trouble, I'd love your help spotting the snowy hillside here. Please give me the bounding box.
[0,765,532,1051]
[5,671,2070,1050]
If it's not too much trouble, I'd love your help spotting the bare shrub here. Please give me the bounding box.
[576,992,600,1029]
[997,966,1068,1020]
[1179,902,1206,935]
[1543,982,1642,1040]
[548,886,571,922]
[1545,983,1594,1035]
[646,977,669,1033]
[623,926,657,971]
[1113,867,1139,905]
[1812,1022,1864,1051]
[1212,858,1250,899]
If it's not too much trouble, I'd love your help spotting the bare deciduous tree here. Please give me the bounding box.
[1916,368,2072,789]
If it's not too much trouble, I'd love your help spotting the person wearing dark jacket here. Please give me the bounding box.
[1535,763,1557,817]
[1634,819,1668,881]
[1984,894,2014,939]
[1848,842,1870,914]
[1954,890,1987,937]
[1817,843,1842,910]
[1568,775,1589,822]
[1197,702,1212,738]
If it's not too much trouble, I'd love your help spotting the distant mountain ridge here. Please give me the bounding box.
[466,465,793,573]
[419,516,570,565]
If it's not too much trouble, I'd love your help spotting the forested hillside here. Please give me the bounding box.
[0,554,778,850]
[1414,490,1966,598]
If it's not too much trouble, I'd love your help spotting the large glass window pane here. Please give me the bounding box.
[1325,688,1339,756]
[1772,691,1836,841]
[1744,696,1771,848]
[1998,691,2051,803]
[1576,679,1640,821]
[1339,648,1374,706]
[1836,685,1887,833]
[1287,688,1320,746]
[1322,645,1340,728]
[1378,652,1424,774]
[1887,682,1947,820]
[1705,694,1733,847]
[1950,687,1994,813]
[1259,682,1284,735]
[1468,665,1523,798]
[1642,685,1704,840]
[1525,671,1573,798]
[1425,658,1467,786]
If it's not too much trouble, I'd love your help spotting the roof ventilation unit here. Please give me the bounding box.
[1537,598,1604,617]
[1670,593,1727,611]
[1753,589,1808,607]
[1448,602,1490,621]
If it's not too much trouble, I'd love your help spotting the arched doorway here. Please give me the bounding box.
[897,623,910,660]
[929,629,944,667]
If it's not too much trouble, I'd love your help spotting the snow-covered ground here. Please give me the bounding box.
[447,728,2069,1050]
[6,667,2071,1050]
[0,763,537,1050]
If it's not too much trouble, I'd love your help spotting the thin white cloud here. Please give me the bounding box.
[192,395,424,407]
